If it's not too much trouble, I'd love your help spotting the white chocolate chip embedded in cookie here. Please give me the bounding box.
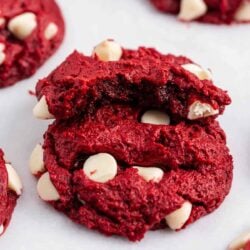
[141,110,170,125]
[44,22,58,40]
[182,63,212,81]
[234,1,250,22]
[165,201,192,230]
[8,12,37,40]
[188,101,219,120]
[83,153,117,183]
[37,172,60,201]
[93,40,122,62]
[178,0,207,21]
[6,164,23,195]
[33,96,54,120]
[133,166,164,183]
[228,231,250,250]
[29,144,45,175]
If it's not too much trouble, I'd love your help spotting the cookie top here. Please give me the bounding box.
[0,149,22,236]
[150,0,250,24]
[0,0,65,88]
[33,104,233,241]
[34,42,231,121]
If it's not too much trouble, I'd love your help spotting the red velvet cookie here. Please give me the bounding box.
[0,0,65,88]
[0,149,22,236]
[150,0,250,24]
[30,41,233,241]
[34,42,231,121]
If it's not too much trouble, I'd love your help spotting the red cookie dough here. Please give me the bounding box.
[35,47,231,121]
[0,0,65,88]
[37,104,233,241]
[150,0,250,24]
[0,149,22,236]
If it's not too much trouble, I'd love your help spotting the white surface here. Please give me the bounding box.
[0,0,250,249]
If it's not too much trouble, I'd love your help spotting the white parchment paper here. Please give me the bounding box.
[1,0,250,249]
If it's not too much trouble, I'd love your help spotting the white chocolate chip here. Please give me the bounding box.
[5,164,22,195]
[165,201,192,230]
[133,166,164,183]
[228,232,250,250]
[8,12,37,40]
[178,0,207,21]
[83,153,117,183]
[37,172,60,201]
[44,22,58,40]
[188,101,219,120]
[182,63,212,81]
[93,40,122,62]
[29,144,45,175]
[141,110,170,125]
[0,224,3,235]
[33,95,54,120]
[0,17,5,27]
[234,1,250,22]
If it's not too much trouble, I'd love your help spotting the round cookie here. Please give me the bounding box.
[150,0,250,24]
[0,149,22,236]
[0,0,65,88]
[31,104,232,241]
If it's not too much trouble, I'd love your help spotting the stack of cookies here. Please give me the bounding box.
[30,40,233,241]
